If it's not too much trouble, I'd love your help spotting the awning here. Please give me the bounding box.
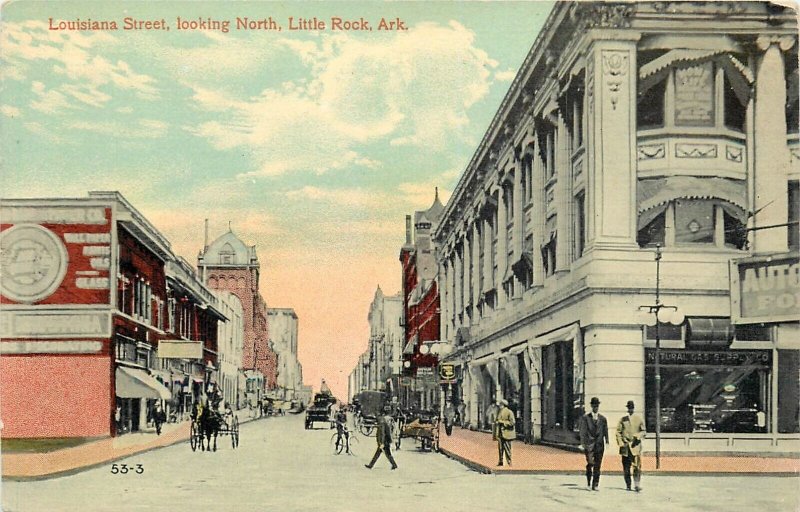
[637,177,747,229]
[116,366,172,400]
[639,49,753,100]
[639,49,725,93]
[402,335,418,356]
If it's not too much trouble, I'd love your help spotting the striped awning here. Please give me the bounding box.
[637,177,748,229]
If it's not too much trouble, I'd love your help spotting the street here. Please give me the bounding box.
[2,414,799,512]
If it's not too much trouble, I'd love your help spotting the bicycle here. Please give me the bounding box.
[330,426,359,456]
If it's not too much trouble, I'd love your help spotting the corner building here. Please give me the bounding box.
[436,1,799,452]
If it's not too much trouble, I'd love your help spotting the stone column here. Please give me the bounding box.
[482,210,493,296]
[752,36,793,254]
[532,136,546,286]
[439,258,449,341]
[462,225,472,323]
[556,110,573,271]
[454,241,463,325]
[514,155,525,261]
[471,220,482,323]
[497,187,508,308]
[585,36,639,249]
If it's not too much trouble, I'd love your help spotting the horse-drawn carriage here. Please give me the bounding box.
[190,403,240,452]
[352,390,386,436]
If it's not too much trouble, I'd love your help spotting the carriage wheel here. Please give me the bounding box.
[232,416,240,449]
[190,422,199,452]
[359,423,375,437]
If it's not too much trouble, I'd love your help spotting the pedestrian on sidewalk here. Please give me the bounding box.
[153,403,167,436]
[493,399,516,467]
[365,405,398,470]
[444,402,456,436]
[578,396,608,491]
[616,400,645,492]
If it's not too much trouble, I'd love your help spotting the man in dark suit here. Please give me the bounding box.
[578,396,609,491]
[365,405,398,470]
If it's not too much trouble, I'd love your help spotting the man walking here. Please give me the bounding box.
[578,396,608,491]
[494,399,516,466]
[365,405,398,470]
[616,400,646,492]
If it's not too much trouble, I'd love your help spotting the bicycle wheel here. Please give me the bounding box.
[359,423,375,437]
[330,432,344,454]
[345,434,359,456]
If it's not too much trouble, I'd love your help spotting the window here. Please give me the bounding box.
[675,199,715,245]
[724,73,746,131]
[638,77,666,129]
[637,199,746,249]
[645,348,772,434]
[778,350,800,433]
[574,193,585,259]
[674,62,715,127]
[539,123,556,179]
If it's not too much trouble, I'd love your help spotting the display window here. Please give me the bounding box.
[645,348,771,434]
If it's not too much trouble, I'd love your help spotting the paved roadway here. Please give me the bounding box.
[2,414,799,512]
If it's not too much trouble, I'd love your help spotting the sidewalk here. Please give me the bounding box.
[1,412,264,480]
[438,427,800,476]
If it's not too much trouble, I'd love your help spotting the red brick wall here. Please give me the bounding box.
[0,355,111,438]
[206,268,276,388]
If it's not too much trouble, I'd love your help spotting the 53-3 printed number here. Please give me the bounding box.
[110,463,144,475]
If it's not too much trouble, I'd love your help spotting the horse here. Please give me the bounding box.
[198,405,224,452]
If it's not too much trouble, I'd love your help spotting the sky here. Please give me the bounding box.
[0,0,554,400]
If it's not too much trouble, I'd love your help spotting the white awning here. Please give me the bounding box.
[530,323,581,347]
[116,366,171,400]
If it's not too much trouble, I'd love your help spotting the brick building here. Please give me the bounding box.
[0,192,224,439]
[399,190,445,410]
[198,228,277,393]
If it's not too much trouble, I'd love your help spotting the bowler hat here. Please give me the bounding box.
[626,400,635,409]
[590,397,601,406]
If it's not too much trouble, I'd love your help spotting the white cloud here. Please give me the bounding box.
[495,68,518,82]
[1,20,159,113]
[68,118,169,138]
[285,186,389,210]
[186,21,497,177]
[1,105,21,117]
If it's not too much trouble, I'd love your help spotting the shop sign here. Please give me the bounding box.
[439,363,456,383]
[730,253,799,324]
[0,311,111,338]
[0,206,113,306]
[645,349,772,366]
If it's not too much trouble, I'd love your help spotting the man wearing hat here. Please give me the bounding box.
[493,399,516,466]
[365,404,398,470]
[578,397,609,490]
[616,400,646,491]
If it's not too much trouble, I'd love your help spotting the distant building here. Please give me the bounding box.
[399,190,445,410]
[198,228,278,393]
[215,290,245,409]
[267,307,305,400]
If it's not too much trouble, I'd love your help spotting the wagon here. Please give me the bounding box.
[401,409,440,452]
[305,392,336,429]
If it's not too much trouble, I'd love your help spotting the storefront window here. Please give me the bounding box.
[542,341,577,443]
[645,349,771,434]
[777,350,800,433]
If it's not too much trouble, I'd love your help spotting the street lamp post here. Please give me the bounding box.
[637,244,683,470]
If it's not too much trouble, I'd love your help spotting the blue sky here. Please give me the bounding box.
[1,0,554,398]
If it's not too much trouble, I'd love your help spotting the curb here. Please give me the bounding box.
[3,414,268,481]
[438,448,800,478]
